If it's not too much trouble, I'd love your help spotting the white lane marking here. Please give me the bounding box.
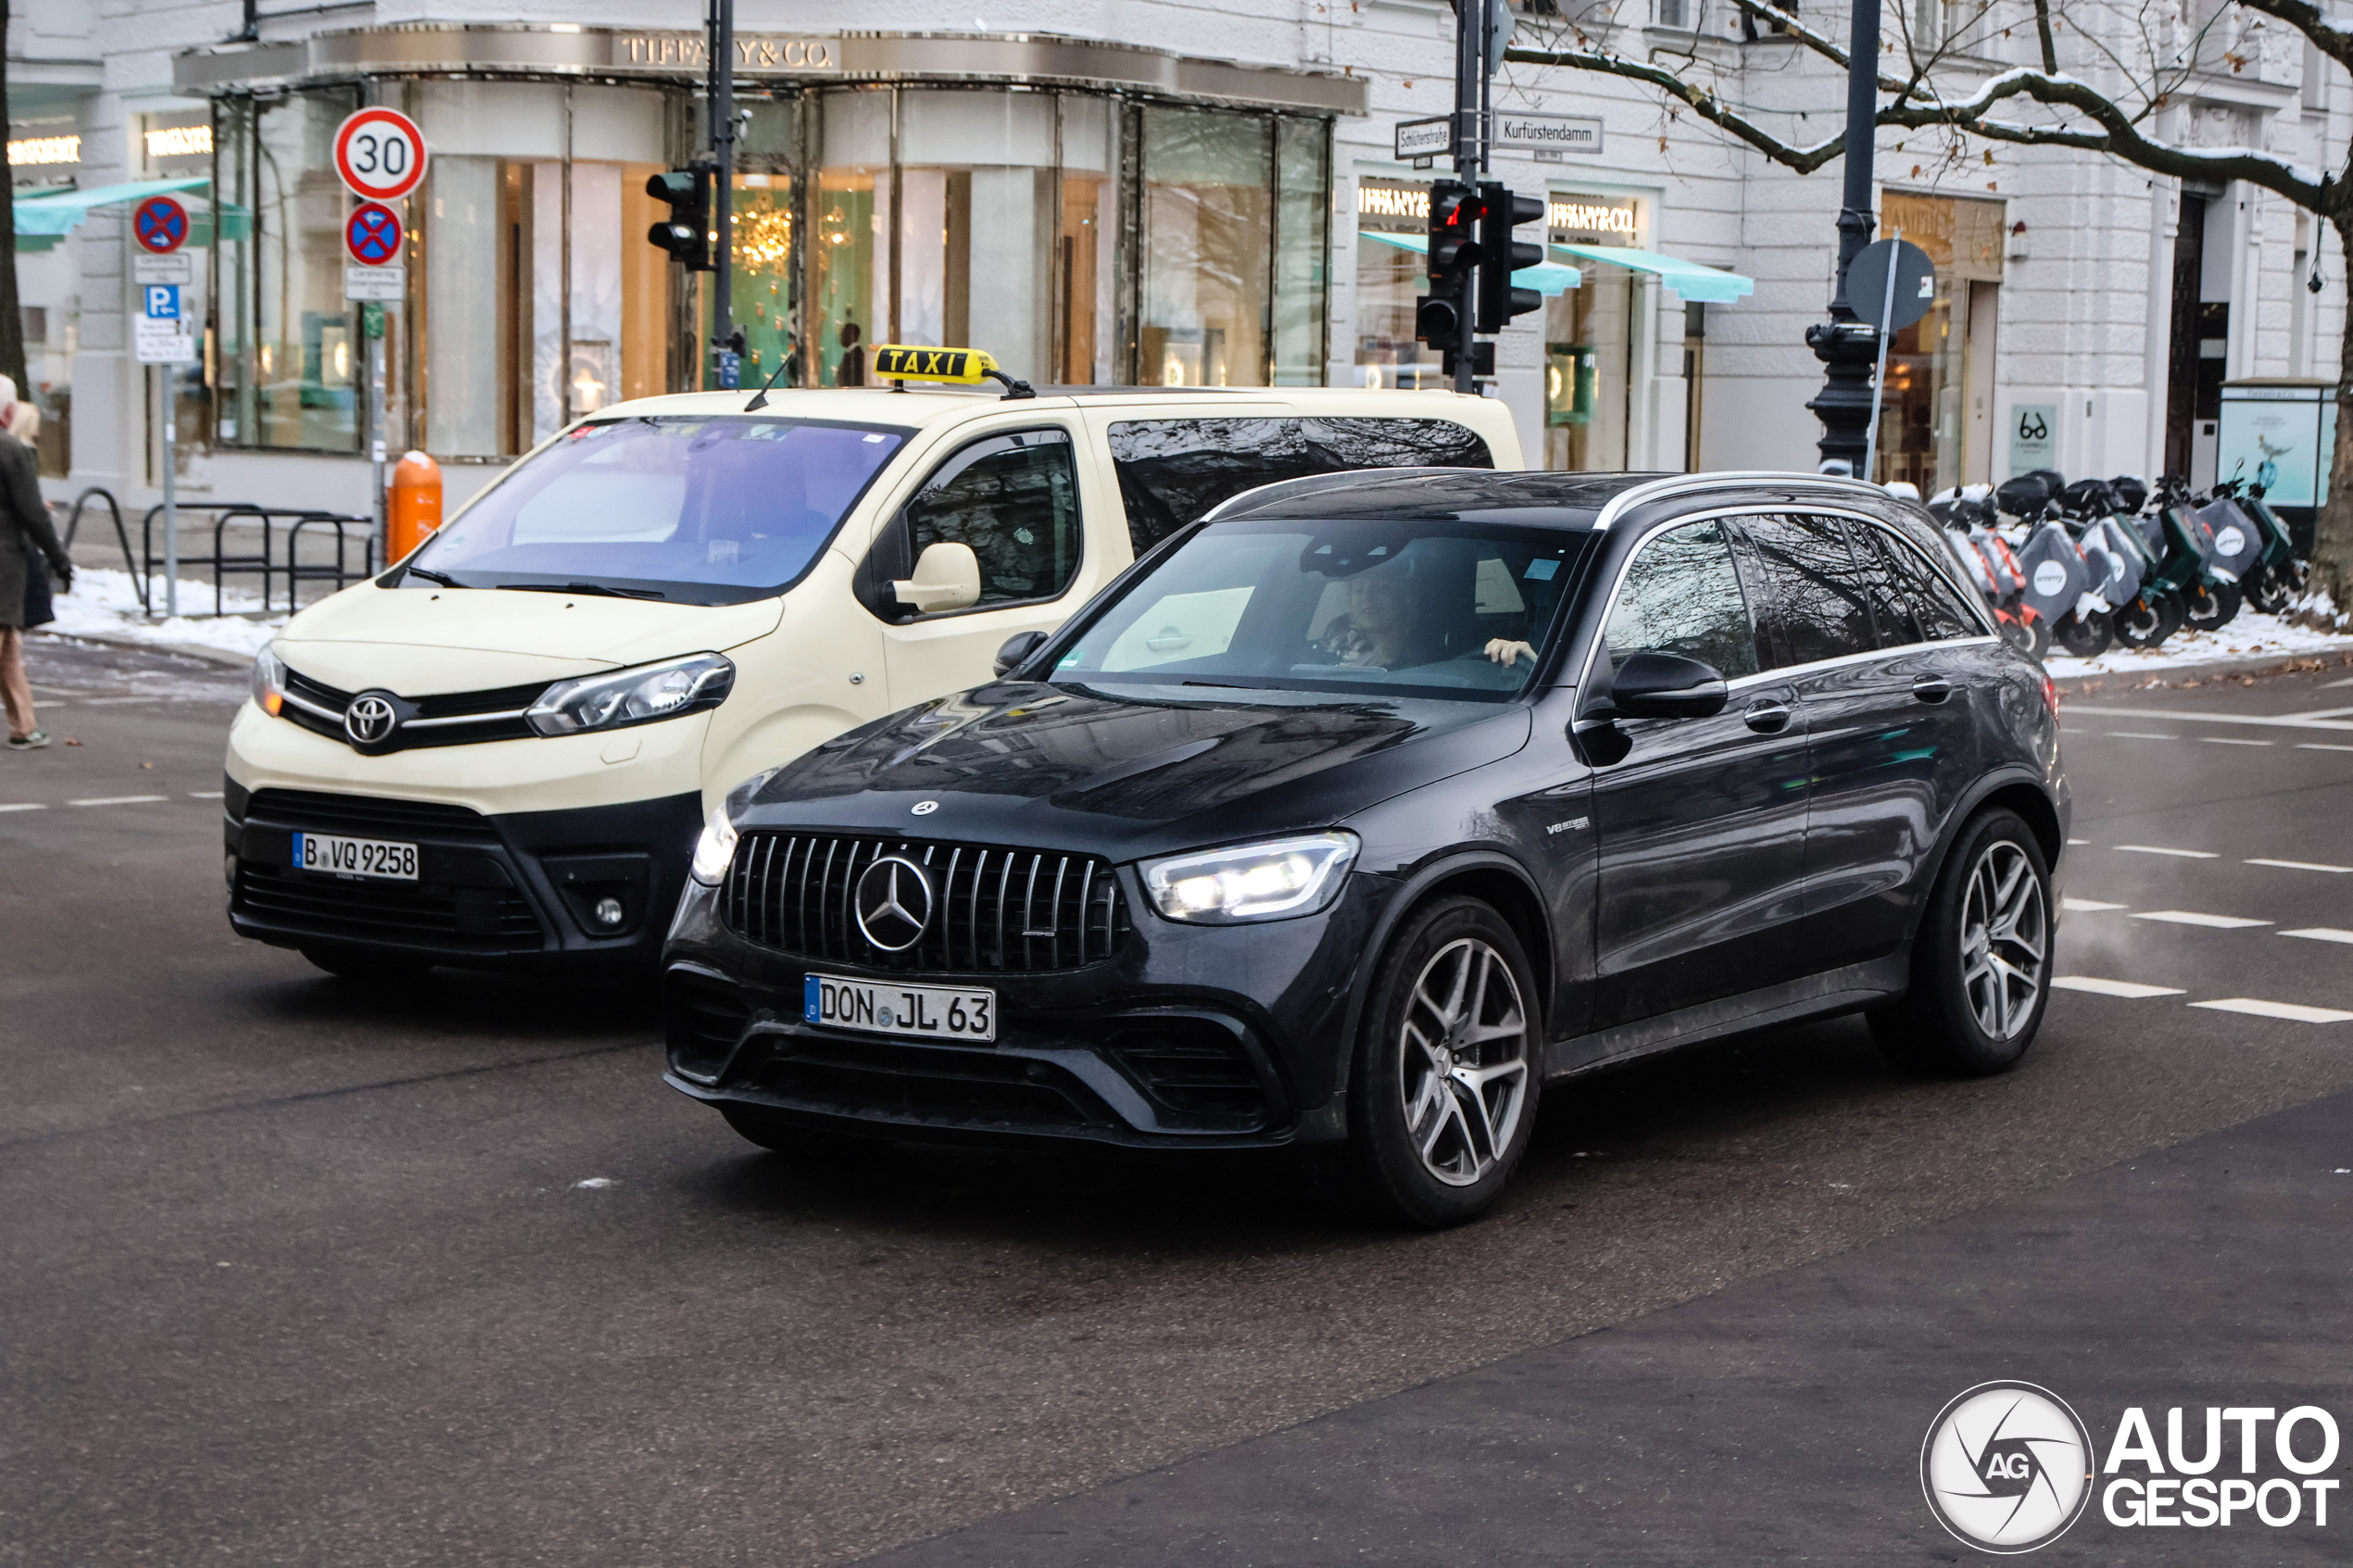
[2068,837,2090,845]
[2063,897,2127,912]
[2107,731,2179,740]
[188,791,224,800]
[2068,704,2353,732]
[2132,909,2273,929]
[2055,976,2186,998]
[2203,736,2273,746]
[2247,858,2353,873]
[2297,743,2353,753]
[2281,928,2353,945]
[2191,997,2353,1023]
[2117,845,2220,859]
[0,802,47,813]
[68,795,169,807]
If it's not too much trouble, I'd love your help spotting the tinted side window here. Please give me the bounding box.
[1741,513,1877,666]
[1878,530,1985,640]
[1849,521,1926,648]
[1603,520,1761,680]
[1107,417,1492,556]
[900,429,1081,608]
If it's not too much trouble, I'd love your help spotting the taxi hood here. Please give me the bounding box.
[275,580,783,694]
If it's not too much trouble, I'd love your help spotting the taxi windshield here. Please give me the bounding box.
[408,416,912,604]
[1048,518,1592,702]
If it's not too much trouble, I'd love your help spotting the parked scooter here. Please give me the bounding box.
[2099,475,2186,649]
[2144,476,2242,633]
[2211,477,2309,614]
[1997,472,2106,658]
[1929,484,2040,656]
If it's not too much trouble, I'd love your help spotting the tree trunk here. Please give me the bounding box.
[2316,213,2353,622]
[0,0,29,396]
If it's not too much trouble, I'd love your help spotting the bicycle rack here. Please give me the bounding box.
[140,503,377,617]
[65,487,142,611]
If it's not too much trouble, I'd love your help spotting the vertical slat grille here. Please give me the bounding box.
[720,833,1127,972]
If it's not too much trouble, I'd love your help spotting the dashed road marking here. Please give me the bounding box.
[2281,928,2353,945]
[2132,909,2272,929]
[2117,845,2219,859]
[2108,732,2179,740]
[2297,743,2353,753]
[2055,976,2186,998]
[2191,997,2353,1023]
[67,795,169,807]
[188,791,223,800]
[2247,858,2353,873]
[0,802,47,813]
[2203,737,2273,746]
[2068,837,2090,845]
[2063,897,2126,911]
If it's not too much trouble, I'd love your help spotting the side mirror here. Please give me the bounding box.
[993,629,1049,677]
[893,542,982,614]
[1595,650,1728,721]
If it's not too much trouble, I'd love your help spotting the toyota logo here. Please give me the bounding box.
[853,855,934,951]
[344,693,399,746]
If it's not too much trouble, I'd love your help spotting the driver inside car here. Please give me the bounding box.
[1313,560,1538,671]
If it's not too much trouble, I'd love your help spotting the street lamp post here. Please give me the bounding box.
[1805,0,1883,476]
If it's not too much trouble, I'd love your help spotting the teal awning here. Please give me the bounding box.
[15,176,210,238]
[1361,230,1581,296]
[1550,243,1753,304]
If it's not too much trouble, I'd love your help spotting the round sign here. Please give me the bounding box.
[1847,237,1938,334]
[132,194,190,255]
[346,201,405,267]
[333,107,427,203]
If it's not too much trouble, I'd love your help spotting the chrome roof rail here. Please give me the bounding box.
[1589,470,1900,531]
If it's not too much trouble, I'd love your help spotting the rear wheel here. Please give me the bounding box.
[2182,579,2232,633]
[2022,612,2053,662]
[1869,809,2052,1076]
[1344,897,1541,1228]
[2053,608,2112,659]
[300,944,432,984]
[2247,564,2294,616]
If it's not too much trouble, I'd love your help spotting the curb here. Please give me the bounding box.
[32,628,259,671]
[2050,647,2353,694]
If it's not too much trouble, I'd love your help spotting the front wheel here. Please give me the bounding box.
[2182,579,2236,633]
[1344,897,1541,1228]
[1869,809,2052,1076]
[2053,608,2112,659]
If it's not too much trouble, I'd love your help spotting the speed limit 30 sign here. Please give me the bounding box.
[333,107,427,203]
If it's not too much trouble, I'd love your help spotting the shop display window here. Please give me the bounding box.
[1872,191,2005,494]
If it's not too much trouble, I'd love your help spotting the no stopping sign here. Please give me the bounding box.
[333,107,427,203]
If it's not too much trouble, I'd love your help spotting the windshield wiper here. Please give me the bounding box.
[500,582,668,600]
[403,565,467,588]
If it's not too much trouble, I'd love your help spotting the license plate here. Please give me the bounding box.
[292,831,419,881]
[805,973,996,1042]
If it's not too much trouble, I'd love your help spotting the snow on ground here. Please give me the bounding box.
[2044,609,2353,677]
[39,568,287,662]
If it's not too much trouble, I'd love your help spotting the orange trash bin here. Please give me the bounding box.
[387,450,444,561]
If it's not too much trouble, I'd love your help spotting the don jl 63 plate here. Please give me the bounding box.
[805,973,996,1042]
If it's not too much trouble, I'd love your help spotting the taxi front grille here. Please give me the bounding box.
[722,833,1126,973]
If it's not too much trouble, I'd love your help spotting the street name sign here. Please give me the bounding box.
[1393,117,1450,161]
[1494,112,1604,157]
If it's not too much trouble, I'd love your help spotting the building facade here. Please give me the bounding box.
[11,0,2347,521]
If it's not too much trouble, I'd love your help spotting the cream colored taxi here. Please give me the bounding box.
[223,360,1522,978]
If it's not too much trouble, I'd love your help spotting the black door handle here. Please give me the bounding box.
[1743,699,1792,734]
[1912,675,1954,703]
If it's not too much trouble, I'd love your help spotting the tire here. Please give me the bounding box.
[719,1104,884,1158]
[1343,897,1542,1228]
[2022,612,2053,663]
[2053,609,2111,659]
[300,944,433,983]
[2182,579,2231,633]
[2112,593,2167,648]
[1869,809,2053,1076]
[2210,581,2243,629]
[2247,565,2293,616]
[1996,612,2036,657]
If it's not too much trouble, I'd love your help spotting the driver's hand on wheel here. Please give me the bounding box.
[1484,638,1537,667]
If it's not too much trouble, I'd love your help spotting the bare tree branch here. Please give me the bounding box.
[2032,0,2061,73]
[1501,44,1845,171]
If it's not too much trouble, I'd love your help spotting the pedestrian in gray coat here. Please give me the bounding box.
[0,373,73,749]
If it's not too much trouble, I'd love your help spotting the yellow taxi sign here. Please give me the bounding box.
[871,345,1000,383]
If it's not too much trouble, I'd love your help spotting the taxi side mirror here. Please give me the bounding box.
[894,542,982,614]
[994,630,1050,676]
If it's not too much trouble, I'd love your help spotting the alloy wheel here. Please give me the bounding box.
[1959,841,2046,1041]
[1397,936,1530,1186]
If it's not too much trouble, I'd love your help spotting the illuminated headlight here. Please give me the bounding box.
[250,645,288,717]
[526,652,734,737]
[688,805,739,886]
[1139,831,1360,923]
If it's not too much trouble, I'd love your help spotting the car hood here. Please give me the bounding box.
[736,680,1533,861]
[274,581,783,695]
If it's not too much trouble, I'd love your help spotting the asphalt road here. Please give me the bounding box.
[6,637,2352,1565]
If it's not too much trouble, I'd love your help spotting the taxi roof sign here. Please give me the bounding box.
[871,345,1000,383]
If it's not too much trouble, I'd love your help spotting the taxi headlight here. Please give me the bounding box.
[1139,831,1360,923]
[526,652,735,737]
[688,805,739,886]
[250,645,287,717]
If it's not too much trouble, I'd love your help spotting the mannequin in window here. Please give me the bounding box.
[837,320,865,387]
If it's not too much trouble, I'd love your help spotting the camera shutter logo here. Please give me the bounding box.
[854,856,934,951]
[1921,1382,2094,1553]
[344,693,399,746]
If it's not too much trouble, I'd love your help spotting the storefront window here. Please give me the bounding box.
[1873,191,2005,493]
[1542,194,1641,471]
[1271,119,1328,386]
[724,100,800,391]
[1057,96,1118,386]
[1139,107,1269,387]
[897,91,1056,375]
[215,88,361,452]
[813,92,887,386]
[1353,179,1441,391]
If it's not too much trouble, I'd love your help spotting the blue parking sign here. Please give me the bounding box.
[145,284,181,320]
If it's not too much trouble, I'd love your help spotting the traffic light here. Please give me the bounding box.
[1416,179,1479,354]
[1476,182,1546,332]
[646,169,713,270]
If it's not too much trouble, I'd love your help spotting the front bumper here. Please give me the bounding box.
[660,868,1390,1149]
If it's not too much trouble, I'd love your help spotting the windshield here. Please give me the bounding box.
[409,416,912,604]
[1048,518,1592,702]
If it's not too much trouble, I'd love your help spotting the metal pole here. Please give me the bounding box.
[160,366,179,619]
[710,0,735,372]
[1452,0,1482,394]
[1804,0,1883,472]
[1863,232,1902,481]
[371,324,386,569]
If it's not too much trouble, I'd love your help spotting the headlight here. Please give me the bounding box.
[250,646,287,717]
[688,805,739,886]
[1139,831,1360,923]
[526,652,734,737]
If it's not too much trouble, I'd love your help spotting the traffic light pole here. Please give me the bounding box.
[708,0,736,382]
[1804,0,1883,475]
[1451,0,1484,394]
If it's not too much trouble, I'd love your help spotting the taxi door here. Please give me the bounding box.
[859,413,1132,704]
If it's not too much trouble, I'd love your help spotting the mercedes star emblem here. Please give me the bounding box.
[344,693,398,746]
[854,855,935,951]
[911,800,939,816]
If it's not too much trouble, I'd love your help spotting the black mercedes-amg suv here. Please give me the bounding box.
[661,470,2068,1224]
